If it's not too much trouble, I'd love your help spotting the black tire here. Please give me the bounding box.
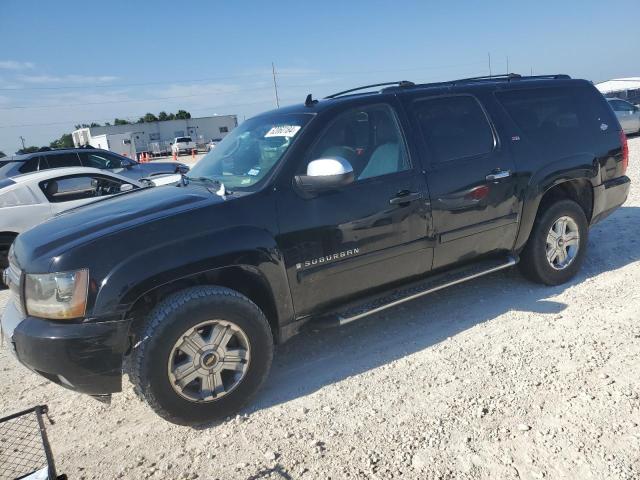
[519,199,588,285]
[129,286,273,426]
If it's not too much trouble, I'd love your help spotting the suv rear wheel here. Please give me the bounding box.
[130,286,273,426]
[519,199,588,285]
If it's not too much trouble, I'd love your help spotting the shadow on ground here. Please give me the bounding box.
[249,206,640,412]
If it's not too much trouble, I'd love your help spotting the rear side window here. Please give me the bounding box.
[45,153,81,168]
[176,137,192,143]
[411,96,495,163]
[19,156,44,174]
[497,86,617,143]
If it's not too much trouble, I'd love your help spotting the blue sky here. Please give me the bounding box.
[0,0,637,154]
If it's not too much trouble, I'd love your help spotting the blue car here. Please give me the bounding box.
[0,147,189,181]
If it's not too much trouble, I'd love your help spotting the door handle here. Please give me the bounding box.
[389,191,422,205]
[486,170,511,181]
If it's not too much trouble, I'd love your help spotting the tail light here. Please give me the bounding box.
[620,130,629,175]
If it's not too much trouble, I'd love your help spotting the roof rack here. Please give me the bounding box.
[324,74,572,100]
[325,80,415,99]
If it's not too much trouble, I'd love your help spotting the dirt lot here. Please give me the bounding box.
[2,138,640,480]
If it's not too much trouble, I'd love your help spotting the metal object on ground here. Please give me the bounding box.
[0,405,66,480]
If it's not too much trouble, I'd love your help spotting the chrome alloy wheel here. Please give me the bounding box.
[167,320,251,402]
[546,215,580,270]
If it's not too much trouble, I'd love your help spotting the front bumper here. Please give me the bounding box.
[591,176,631,225]
[2,300,130,395]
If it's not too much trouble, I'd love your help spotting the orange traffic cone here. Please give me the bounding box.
[191,148,196,160]
[172,151,177,161]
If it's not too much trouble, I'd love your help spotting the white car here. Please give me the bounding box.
[607,98,640,135]
[171,136,196,155]
[0,167,144,272]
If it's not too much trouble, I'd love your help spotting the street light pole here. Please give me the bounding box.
[19,136,26,150]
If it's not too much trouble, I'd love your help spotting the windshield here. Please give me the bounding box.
[188,113,312,190]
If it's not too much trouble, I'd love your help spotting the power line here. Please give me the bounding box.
[0,61,488,92]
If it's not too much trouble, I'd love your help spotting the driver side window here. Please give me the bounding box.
[80,152,124,169]
[305,104,410,181]
[40,174,134,203]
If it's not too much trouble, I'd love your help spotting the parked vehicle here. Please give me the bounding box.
[607,98,640,134]
[1,74,630,425]
[0,147,189,181]
[171,137,196,155]
[0,167,143,272]
[207,138,223,152]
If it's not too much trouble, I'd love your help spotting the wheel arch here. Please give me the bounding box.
[515,177,594,252]
[126,265,282,346]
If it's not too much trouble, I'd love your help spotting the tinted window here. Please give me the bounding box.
[306,104,410,180]
[18,156,43,174]
[412,96,494,163]
[45,153,81,168]
[40,174,135,203]
[497,86,617,146]
[611,100,633,112]
[80,152,124,169]
[176,137,192,143]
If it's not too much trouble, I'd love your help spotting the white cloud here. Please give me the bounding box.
[16,74,119,85]
[0,60,35,70]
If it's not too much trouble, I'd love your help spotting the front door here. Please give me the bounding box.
[404,93,520,269]
[276,101,432,317]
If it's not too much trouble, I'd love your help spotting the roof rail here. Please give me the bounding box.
[325,80,415,99]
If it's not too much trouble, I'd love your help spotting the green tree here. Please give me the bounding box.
[114,118,130,125]
[175,110,191,119]
[0,151,6,158]
[143,112,159,123]
[168,112,176,120]
[158,111,169,121]
[49,133,74,149]
[17,146,41,154]
[90,122,101,127]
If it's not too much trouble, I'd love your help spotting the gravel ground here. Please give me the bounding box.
[2,137,640,480]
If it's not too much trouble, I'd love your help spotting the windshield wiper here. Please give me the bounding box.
[184,176,228,196]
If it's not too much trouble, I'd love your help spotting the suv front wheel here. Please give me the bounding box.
[130,286,273,426]
[519,199,588,285]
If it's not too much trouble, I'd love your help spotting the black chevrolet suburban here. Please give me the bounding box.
[1,74,630,425]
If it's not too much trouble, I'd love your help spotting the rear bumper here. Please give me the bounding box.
[2,300,130,395]
[591,176,630,225]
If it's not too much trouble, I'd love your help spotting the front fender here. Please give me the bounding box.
[91,225,294,328]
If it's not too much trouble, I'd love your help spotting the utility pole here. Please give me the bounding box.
[19,136,25,150]
[271,62,280,108]
[488,52,492,78]
[506,56,509,74]
[530,66,533,76]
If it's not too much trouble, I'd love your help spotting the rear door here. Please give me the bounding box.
[403,93,520,269]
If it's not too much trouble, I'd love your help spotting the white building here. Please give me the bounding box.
[595,77,640,104]
[72,115,238,157]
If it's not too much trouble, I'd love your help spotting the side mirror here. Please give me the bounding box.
[295,157,354,193]
[120,183,134,192]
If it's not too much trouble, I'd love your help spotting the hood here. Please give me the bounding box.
[15,184,221,269]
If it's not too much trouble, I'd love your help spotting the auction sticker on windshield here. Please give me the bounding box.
[264,125,301,138]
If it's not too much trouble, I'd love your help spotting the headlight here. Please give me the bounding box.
[25,269,89,320]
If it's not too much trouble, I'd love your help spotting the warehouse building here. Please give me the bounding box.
[595,77,640,104]
[72,114,238,157]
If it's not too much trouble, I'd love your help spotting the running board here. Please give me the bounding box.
[309,255,518,328]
